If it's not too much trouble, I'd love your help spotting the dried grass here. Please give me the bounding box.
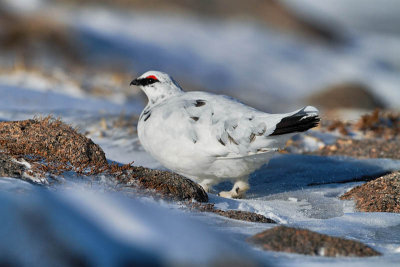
[248,226,380,257]
[354,109,400,139]
[325,109,400,139]
[0,116,108,176]
[341,172,400,213]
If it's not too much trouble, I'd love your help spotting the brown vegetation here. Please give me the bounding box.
[114,166,208,202]
[324,109,400,139]
[311,138,400,159]
[0,117,108,174]
[248,226,380,257]
[354,109,400,139]
[341,172,400,213]
[326,120,350,135]
[315,109,400,159]
[189,202,276,223]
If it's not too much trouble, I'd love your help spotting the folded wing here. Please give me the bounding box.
[162,92,319,158]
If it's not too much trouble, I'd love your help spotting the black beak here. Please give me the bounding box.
[130,79,140,86]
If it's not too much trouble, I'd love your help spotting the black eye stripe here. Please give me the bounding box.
[137,78,159,86]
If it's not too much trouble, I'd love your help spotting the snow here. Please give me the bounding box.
[93,135,162,169]
[0,185,261,266]
[1,2,400,266]
[0,69,85,98]
[2,0,44,14]
[0,83,142,115]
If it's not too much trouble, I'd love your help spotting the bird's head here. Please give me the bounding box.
[130,71,183,105]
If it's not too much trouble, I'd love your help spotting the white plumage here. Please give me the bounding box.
[131,71,319,198]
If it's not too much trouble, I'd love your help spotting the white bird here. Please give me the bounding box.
[131,71,319,198]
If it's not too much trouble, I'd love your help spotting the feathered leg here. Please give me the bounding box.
[199,179,217,193]
[218,177,249,199]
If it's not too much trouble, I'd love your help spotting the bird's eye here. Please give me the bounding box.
[146,75,158,81]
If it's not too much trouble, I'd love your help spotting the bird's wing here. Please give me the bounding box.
[152,92,319,159]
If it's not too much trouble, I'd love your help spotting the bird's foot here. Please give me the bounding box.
[218,180,249,199]
[218,190,243,199]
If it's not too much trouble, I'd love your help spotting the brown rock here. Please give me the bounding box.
[215,209,276,223]
[125,166,208,202]
[215,210,275,223]
[107,163,208,202]
[0,153,26,178]
[0,153,52,184]
[340,172,400,213]
[307,83,386,111]
[191,203,276,223]
[0,117,108,171]
[248,226,380,257]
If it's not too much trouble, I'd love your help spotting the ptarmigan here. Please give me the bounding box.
[131,71,319,198]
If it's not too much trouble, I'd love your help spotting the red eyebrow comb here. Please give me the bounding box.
[146,75,158,80]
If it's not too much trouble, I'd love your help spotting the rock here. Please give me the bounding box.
[0,153,51,184]
[0,117,108,170]
[0,153,26,178]
[116,166,208,202]
[340,172,400,213]
[307,83,386,111]
[215,210,275,223]
[191,203,276,223]
[248,226,380,257]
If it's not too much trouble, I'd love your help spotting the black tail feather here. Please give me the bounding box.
[270,113,320,136]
